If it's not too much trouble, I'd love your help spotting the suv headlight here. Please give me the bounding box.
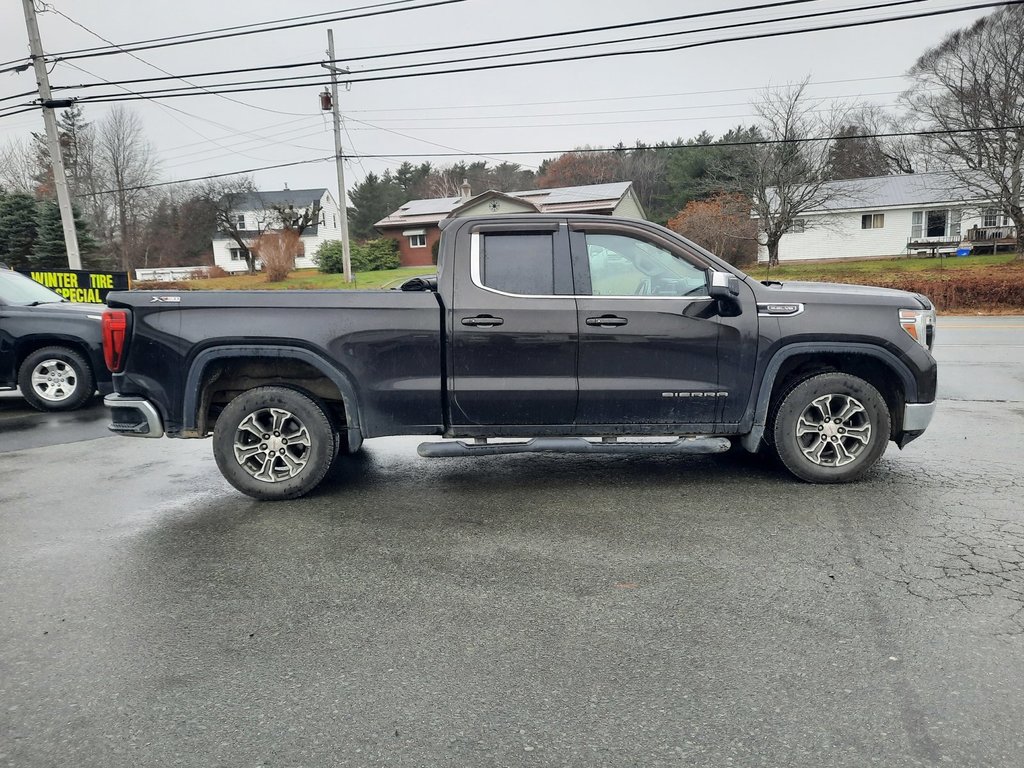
[899,308,936,351]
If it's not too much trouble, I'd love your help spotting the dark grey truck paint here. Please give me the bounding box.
[104,214,937,496]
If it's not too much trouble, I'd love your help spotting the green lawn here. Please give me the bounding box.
[178,266,435,291]
[746,252,1018,281]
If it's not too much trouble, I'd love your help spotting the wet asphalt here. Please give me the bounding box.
[0,316,1022,768]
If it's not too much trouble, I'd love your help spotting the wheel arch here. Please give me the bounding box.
[16,335,94,376]
[183,345,361,445]
[740,342,917,452]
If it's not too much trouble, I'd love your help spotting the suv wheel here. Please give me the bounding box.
[18,346,95,412]
[772,372,890,483]
[213,386,337,500]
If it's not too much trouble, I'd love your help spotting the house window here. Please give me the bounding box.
[229,247,249,261]
[913,209,961,239]
[409,234,426,248]
[982,208,1007,228]
[333,214,337,228]
[791,219,806,233]
[232,213,246,229]
[861,213,885,229]
[925,210,947,238]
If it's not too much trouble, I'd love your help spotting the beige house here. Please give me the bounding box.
[375,180,646,267]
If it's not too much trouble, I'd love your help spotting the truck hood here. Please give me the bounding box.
[23,301,106,317]
[757,280,932,309]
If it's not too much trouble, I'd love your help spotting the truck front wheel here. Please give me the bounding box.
[18,346,95,412]
[772,372,890,484]
[213,386,337,500]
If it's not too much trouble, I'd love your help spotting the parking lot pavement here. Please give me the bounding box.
[0,391,110,453]
[1,317,1022,768]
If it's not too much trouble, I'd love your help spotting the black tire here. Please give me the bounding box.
[212,386,337,500]
[772,372,891,484]
[17,346,95,412]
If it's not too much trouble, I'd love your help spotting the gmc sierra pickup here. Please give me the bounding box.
[103,214,937,500]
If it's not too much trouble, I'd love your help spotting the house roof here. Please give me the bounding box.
[803,171,987,213]
[229,188,329,211]
[375,181,635,228]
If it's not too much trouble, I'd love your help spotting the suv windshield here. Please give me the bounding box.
[0,270,67,306]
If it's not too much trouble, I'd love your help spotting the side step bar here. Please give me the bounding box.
[417,436,731,458]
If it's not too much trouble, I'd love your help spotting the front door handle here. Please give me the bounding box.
[462,315,504,327]
[586,315,628,327]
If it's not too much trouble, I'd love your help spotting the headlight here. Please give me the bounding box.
[899,308,936,351]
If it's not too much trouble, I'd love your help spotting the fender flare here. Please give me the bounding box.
[739,342,918,452]
[182,344,361,434]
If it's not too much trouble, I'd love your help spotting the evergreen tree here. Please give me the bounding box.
[0,192,39,270]
[28,200,99,270]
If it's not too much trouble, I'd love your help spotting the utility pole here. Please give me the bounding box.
[21,0,81,270]
[322,30,352,283]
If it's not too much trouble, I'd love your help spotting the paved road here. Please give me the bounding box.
[1,318,1022,767]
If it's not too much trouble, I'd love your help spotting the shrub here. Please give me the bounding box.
[253,231,299,283]
[668,193,758,267]
[315,238,400,273]
[207,265,229,279]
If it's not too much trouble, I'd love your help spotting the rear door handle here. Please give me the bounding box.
[461,315,504,327]
[586,315,628,327]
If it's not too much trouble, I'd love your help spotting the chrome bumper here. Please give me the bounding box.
[104,393,164,438]
[903,401,936,432]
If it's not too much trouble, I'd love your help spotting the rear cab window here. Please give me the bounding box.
[475,228,573,296]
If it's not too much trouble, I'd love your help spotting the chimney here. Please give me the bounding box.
[459,178,471,201]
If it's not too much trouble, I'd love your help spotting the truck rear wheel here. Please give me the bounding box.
[772,372,890,484]
[213,386,336,500]
[18,346,94,412]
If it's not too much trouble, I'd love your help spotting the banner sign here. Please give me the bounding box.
[18,269,129,305]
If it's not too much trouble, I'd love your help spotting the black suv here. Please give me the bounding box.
[0,268,111,411]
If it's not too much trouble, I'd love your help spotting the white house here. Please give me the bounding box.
[211,187,343,273]
[760,172,1019,263]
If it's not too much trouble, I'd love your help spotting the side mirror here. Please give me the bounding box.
[707,270,740,299]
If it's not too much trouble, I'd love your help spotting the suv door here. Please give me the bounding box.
[449,222,577,427]
[569,223,723,426]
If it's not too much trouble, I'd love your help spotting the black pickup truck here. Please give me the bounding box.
[0,267,111,411]
[103,214,937,499]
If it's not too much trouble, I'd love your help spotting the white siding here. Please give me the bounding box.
[758,206,986,262]
[612,191,645,220]
[459,197,535,216]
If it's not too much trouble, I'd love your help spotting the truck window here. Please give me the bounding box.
[586,233,708,297]
[480,233,555,295]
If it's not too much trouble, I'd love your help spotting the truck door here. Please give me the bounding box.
[569,224,723,425]
[449,222,578,427]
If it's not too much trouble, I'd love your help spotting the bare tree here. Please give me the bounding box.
[726,80,854,266]
[0,138,37,193]
[855,103,926,175]
[96,106,159,270]
[199,176,260,275]
[904,6,1024,259]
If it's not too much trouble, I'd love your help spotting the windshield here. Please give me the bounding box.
[0,270,67,306]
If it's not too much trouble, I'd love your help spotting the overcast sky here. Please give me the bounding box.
[0,0,993,200]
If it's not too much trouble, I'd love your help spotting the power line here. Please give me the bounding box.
[62,1,1023,105]
[53,0,927,97]
[75,124,1024,196]
[46,0,422,58]
[47,0,469,63]
[47,5,317,119]
[50,0,828,91]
